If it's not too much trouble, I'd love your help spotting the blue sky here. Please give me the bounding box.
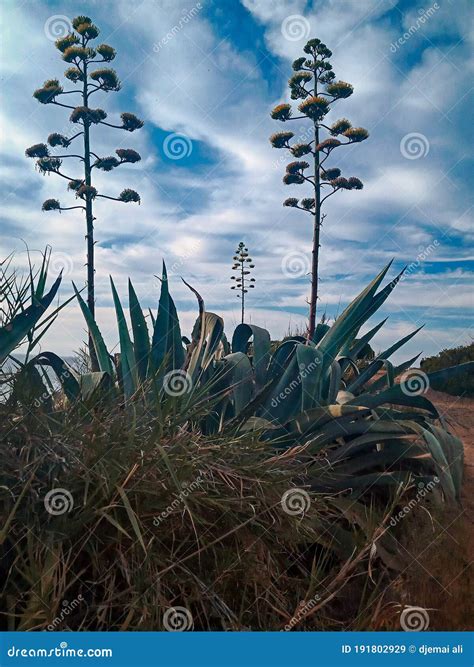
[0,0,472,361]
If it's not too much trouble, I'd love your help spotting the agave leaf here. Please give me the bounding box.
[312,322,330,345]
[0,273,62,364]
[370,353,421,393]
[347,326,423,393]
[411,423,456,501]
[334,441,428,476]
[306,418,419,453]
[426,423,463,499]
[187,312,224,379]
[348,383,438,417]
[354,265,407,333]
[151,262,170,374]
[110,276,136,400]
[73,283,114,376]
[316,261,394,371]
[328,434,416,464]
[219,352,253,417]
[295,344,323,410]
[128,280,150,383]
[289,404,370,435]
[27,351,80,402]
[167,292,185,370]
[232,323,271,388]
[267,339,299,381]
[312,471,420,493]
[79,372,113,401]
[264,352,300,423]
[342,318,388,362]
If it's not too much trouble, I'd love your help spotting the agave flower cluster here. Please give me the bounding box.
[270,38,369,213]
[25,15,143,215]
[230,242,256,323]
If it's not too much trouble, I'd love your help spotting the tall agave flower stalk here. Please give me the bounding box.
[25,15,143,367]
[270,37,368,341]
[230,242,256,324]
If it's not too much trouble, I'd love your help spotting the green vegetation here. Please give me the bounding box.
[2,27,470,632]
[1,251,472,630]
[421,343,474,397]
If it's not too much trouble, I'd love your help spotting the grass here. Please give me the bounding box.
[1,395,403,631]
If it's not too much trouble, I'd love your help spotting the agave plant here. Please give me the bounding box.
[24,259,469,509]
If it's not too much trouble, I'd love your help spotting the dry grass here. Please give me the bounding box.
[0,401,394,631]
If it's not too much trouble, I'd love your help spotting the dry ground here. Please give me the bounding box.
[380,389,474,630]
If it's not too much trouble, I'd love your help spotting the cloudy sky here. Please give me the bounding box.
[1,0,472,362]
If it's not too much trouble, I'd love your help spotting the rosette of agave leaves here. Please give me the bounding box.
[4,257,471,511]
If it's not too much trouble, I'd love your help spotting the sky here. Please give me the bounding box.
[1,0,473,363]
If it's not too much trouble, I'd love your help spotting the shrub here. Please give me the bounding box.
[421,343,474,397]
